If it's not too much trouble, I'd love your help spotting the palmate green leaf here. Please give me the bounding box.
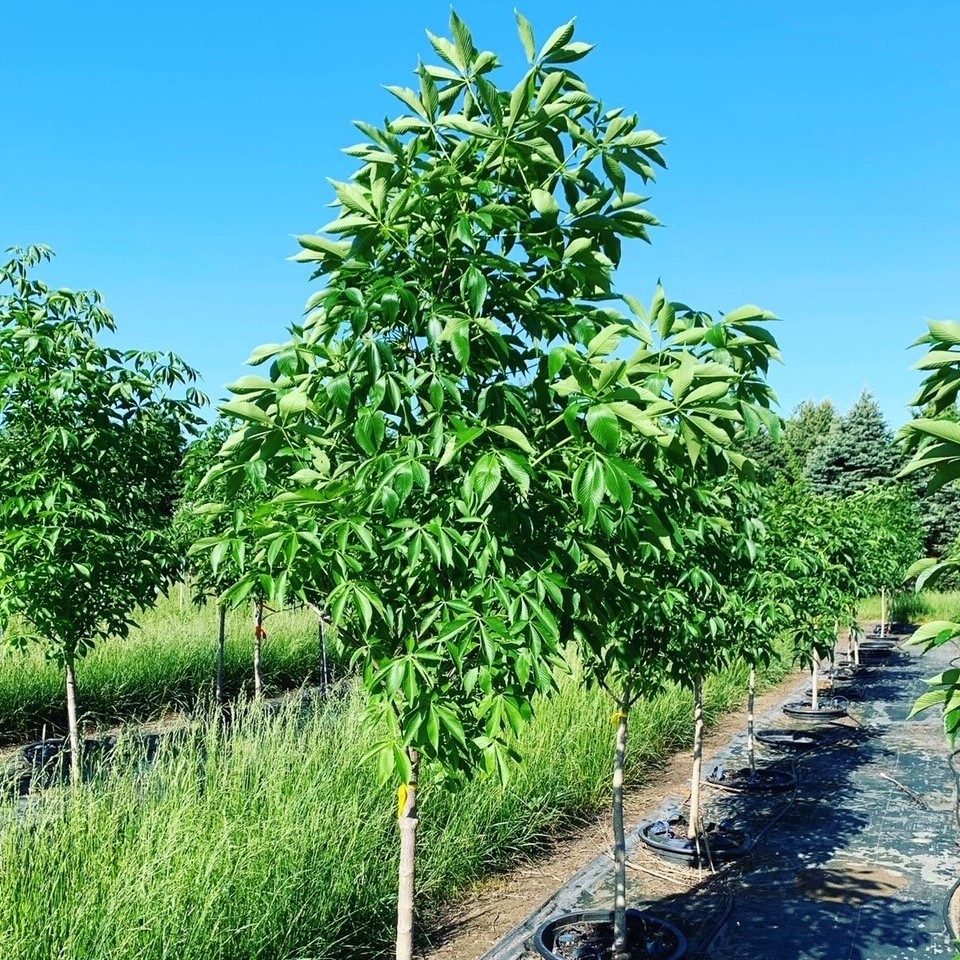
[572,456,604,520]
[384,85,428,120]
[927,320,960,347]
[537,18,575,60]
[545,41,595,64]
[227,375,275,394]
[296,234,352,260]
[515,10,536,62]
[489,425,534,454]
[586,404,620,452]
[908,687,949,719]
[683,380,731,406]
[586,323,629,358]
[563,237,592,260]
[462,266,488,317]
[914,350,960,371]
[498,450,531,496]
[903,620,960,649]
[531,188,560,217]
[904,418,960,444]
[606,401,662,437]
[219,399,273,425]
[278,389,310,416]
[470,452,502,504]
[449,9,475,68]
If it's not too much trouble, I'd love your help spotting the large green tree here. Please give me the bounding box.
[0,245,205,778]
[194,14,721,958]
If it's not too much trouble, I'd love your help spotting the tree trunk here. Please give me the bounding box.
[253,598,264,698]
[319,618,329,693]
[811,655,820,712]
[396,749,419,960]
[687,678,704,841]
[880,586,887,637]
[64,654,81,785]
[747,664,757,777]
[612,689,631,957]
[853,627,860,666]
[215,605,226,705]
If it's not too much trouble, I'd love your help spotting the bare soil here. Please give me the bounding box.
[421,666,809,960]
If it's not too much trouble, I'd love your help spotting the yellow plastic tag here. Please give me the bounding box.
[397,783,408,819]
[611,710,628,727]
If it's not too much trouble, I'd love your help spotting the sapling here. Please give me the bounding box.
[197,14,691,959]
[0,246,204,781]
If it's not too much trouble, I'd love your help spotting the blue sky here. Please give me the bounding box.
[2,1,958,428]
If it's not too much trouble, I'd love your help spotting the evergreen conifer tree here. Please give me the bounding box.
[807,391,896,496]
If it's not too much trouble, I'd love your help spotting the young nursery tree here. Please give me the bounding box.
[572,290,781,951]
[195,14,694,959]
[0,245,205,779]
[899,320,960,740]
[174,418,275,701]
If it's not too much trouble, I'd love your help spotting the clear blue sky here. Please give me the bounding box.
[3,1,958,428]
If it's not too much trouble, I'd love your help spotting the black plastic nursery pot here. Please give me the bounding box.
[705,763,796,793]
[21,738,67,768]
[533,908,687,960]
[782,698,847,721]
[755,728,822,751]
[20,736,120,788]
[638,815,749,868]
[858,642,896,658]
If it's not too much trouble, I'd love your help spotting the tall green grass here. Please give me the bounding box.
[859,590,960,624]
[0,594,323,744]
[0,651,792,960]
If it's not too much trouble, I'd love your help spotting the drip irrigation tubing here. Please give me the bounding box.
[688,717,868,951]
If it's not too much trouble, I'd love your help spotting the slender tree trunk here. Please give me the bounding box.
[687,678,704,841]
[64,654,80,785]
[319,618,329,693]
[811,656,820,712]
[747,664,757,777]
[396,749,419,960]
[215,605,226,705]
[253,597,264,698]
[853,627,860,667]
[612,688,631,957]
[880,586,887,637]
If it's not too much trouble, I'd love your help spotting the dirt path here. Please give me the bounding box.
[421,664,811,960]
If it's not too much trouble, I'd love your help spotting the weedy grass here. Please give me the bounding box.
[0,647,793,960]
[0,593,324,744]
[859,590,960,625]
